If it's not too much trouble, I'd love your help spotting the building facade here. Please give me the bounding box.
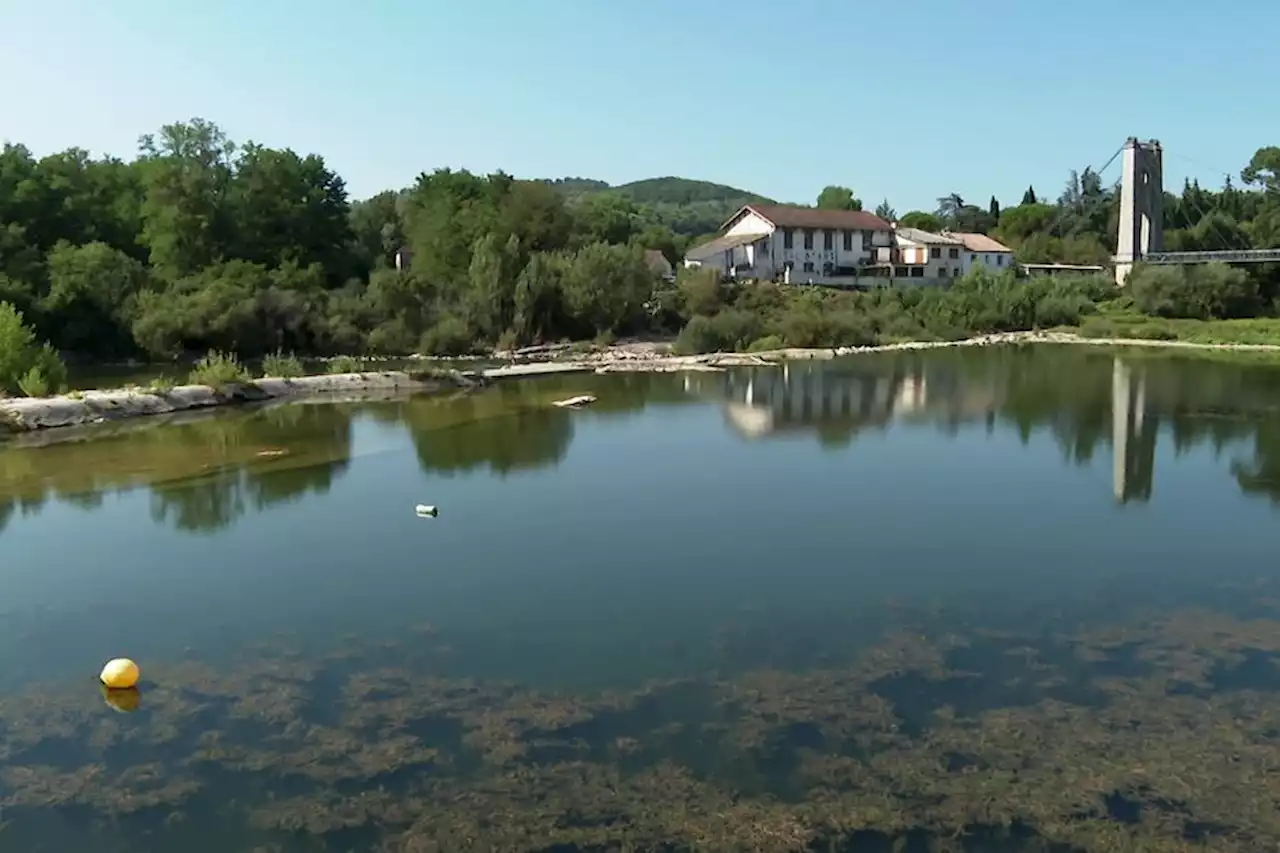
[891,228,966,281]
[946,232,1014,275]
[683,204,896,286]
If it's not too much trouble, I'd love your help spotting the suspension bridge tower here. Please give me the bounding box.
[1114,138,1164,286]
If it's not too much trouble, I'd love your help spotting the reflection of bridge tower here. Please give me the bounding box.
[1112,357,1156,502]
[1114,137,1164,287]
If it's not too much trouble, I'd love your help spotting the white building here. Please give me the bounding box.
[683,203,896,286]
[945,232,1014,275]
[892,228,966,281]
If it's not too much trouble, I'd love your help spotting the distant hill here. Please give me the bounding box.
[544,175,773,236]
[542,177,611,196]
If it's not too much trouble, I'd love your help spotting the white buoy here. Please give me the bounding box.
[100,658,141,689]
[414,504,438,517]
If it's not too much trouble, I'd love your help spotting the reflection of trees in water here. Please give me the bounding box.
[410,400,574,476]
[0,403,356,535]
[405,373,691,477]
[147,404,354,533]
[1232,420,1280,503]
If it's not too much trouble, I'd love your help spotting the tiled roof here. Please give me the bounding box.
[894,227,963,246]
[946,232,1012,253]
[728,203,893,232]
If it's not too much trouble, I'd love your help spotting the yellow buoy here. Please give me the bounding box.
[100,658,141,689]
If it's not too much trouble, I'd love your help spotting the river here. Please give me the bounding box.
[2,344,1279,852]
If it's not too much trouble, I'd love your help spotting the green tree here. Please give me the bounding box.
[899,211,943,232]
[138,118,237,279]
[874,199,897,221]
[42,241,148,355]
[816,186,862,211]
[1021,186,1038,205]
[1241,146,1280,192]
[229,143,353,279]
[349,190,407,275]
[561,243,653,336]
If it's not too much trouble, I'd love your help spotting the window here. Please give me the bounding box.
[970,254,977,262]
[823,229,834,251]
[948,247,959,259]
[910,266,925,278]
[862,230,873,249]
[782,228,793,250]
[930,247,941,259]
[803,229,814,250]
[939,268,948,278]
[802,261,815,273]
[996,255,1004,266]
[842,230,853,251]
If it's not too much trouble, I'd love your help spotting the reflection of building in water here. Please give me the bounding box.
[716,365,907,439]
[1112,357,1156,503]
[692,362,997,441]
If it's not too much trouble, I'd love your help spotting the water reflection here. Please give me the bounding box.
[690,346,1280,506]
[0,402,354,535]
[5,348,1280,537]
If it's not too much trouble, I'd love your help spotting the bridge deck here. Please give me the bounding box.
[1142,249,1280,264]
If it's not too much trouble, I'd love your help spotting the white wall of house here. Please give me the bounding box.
[895,238,965,280]
[960,251,1014,275]
[724,211,774,239]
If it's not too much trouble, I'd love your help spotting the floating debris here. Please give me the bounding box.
[414,504,439,517]
[552,394,597,408]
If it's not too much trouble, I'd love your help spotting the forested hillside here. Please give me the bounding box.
[545,175,772,237]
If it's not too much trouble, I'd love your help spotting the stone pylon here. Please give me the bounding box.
[1114,138,1163,286]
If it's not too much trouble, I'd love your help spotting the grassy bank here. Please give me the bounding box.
[1072,305,1280,346]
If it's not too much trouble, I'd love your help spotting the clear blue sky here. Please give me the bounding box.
[2,0,1275,213]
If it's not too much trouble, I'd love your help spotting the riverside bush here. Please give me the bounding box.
[262,349,305,378]
[1129,262,1259,320]
[188,350,251,388]
[0,301,68,396]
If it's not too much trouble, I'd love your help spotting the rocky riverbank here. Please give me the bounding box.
[0,370,480,434]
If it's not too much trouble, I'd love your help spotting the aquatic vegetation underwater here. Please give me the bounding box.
[4,598,1280,852]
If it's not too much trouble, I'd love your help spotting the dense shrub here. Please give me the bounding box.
[1129,262,1259,320]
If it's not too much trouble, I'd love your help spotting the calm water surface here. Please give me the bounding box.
[3,344,1280,852]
